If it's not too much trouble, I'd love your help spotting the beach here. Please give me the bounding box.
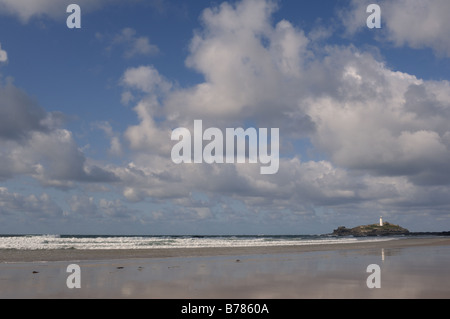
[1,237,449,298]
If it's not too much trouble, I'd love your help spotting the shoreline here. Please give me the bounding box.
[2,236,449,263]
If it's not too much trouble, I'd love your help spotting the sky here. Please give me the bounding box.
[0,0,450,235]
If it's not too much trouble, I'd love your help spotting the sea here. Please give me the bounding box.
[0,234,399,250]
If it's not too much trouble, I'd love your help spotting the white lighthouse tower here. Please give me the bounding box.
[379,216,384,227]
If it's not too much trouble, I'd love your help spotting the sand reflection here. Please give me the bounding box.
[1,242,449,298]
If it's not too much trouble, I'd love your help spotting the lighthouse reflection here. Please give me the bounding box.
[337,246,403,260]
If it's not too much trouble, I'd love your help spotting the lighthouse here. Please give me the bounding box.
[379,216,383,227]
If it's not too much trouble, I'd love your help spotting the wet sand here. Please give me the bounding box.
[1,237,449,298]
[2,237,449,263]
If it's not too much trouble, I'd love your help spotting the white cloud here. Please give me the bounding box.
[164,0,309,121]
[120,66,173,153]
[341,0,450,57]
[122,65,171,95]
[3,0,450,231]
[0,43,7,62]
[0,80,118,187]
[112,0,450,227]
[24,129,118,186]
[305,46,450,185]
[123,98,172,154]
[384,0,450,57]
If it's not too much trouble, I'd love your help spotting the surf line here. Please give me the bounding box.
[171,120,279,175]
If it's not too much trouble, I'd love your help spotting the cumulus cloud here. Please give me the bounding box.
[3,0,450,232]
[120,65,173,154]
[164,0,311,124]
[111,153,432,229]
[107,0,450,230]
[341,0,450,57]
[122,65,172,95]
[26,129,119,185]
[305,47,450,186]
[0,80,118,187]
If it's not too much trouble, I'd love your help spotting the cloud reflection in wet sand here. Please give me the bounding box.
[1,244,449,298]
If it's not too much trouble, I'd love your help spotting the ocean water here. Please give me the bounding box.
[0,234,398,250]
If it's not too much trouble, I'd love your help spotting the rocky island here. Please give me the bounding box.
[333,222,410,237]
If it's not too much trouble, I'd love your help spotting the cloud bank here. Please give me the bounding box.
[105,0,450,232]
[1,0,450,234]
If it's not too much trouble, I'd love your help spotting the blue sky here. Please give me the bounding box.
[1,0,450,235]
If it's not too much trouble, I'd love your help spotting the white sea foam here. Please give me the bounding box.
[0,235,399,250]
